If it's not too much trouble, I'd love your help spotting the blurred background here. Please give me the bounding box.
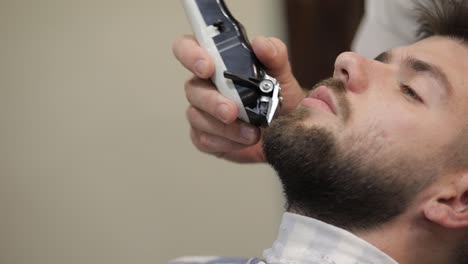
[0,0,362,263]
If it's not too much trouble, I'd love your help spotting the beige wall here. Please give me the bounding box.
[0,1,286,263]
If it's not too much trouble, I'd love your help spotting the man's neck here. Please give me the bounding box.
[356,214,453,264]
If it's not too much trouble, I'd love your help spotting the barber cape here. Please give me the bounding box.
[169,213,398,264]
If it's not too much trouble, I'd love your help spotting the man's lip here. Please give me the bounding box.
[302,85,338,115]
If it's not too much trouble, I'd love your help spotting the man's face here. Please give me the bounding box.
[263,36,468,230]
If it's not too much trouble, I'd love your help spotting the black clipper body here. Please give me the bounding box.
[182,0,281,127]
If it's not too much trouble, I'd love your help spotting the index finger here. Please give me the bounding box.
[172,35,215,79]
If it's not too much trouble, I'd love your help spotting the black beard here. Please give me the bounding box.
[263,106,424,232]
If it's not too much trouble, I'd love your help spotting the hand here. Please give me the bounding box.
[172,35,304,163]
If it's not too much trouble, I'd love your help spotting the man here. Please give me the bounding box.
[172,0,468,263]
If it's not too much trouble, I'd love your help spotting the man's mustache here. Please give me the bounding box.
[311,78,347,94]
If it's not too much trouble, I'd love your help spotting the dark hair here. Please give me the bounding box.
[416,0,468,42]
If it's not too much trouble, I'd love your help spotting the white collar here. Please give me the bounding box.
[263,213,398,264]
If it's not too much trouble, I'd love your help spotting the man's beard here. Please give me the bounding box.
[263,79,430,232]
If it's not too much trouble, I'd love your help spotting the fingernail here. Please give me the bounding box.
[194,59,207,76]
[241,125,258,143]
[217,104,230,123]
[265,38,278,56]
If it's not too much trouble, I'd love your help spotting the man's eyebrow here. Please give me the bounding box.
[373,50,452,96]
[402,55,452,96]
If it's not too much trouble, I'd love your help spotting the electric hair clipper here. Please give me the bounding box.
[182,0,281,127]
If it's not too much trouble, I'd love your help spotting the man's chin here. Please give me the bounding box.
[264,107,337,169]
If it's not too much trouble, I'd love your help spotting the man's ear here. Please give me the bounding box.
[423,173,468,229]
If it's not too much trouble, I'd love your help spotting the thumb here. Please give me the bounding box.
[252,36,305,113]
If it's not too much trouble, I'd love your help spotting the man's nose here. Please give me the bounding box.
[333,52,370,94]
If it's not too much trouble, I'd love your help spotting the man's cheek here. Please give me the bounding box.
[374,111,432,155]
[342,111,411,153]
